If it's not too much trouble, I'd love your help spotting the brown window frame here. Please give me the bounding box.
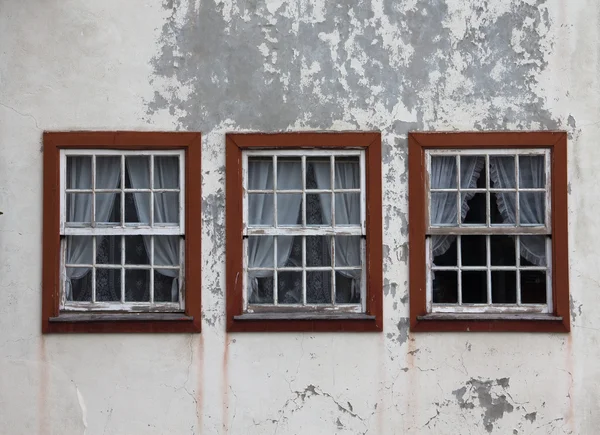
[226,132,383,332]
[42,131,202,333]
[409,131,570,332]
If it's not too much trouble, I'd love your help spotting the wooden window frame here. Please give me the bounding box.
[409,131,570,333]
[43,131,202,333]
[226,132,382,332]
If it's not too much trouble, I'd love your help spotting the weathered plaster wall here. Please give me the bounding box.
[1,0,599,433]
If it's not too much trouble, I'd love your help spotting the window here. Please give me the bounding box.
[43,132,201,333]
[409,132,569,332]
[226,132,382,332]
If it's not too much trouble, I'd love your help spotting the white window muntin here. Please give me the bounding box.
[242,149,367,313]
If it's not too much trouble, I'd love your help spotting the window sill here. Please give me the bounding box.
[229,312,381,332]
[44,312,200,333]
[412,313,569,332]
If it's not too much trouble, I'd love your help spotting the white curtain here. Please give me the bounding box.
[65,157,120,300]
[127,157,181,302]
[490,156,546,265]
[247,160,303,302]
[431,156,484,257]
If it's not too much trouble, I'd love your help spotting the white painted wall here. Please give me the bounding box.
[1,0,599,433]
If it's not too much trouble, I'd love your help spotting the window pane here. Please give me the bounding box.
[519,192,545,225]
[66,156,92,189]
[125,156,150,188]
[96,193,120,225]
[460,155,485,188]
[248,194,274,226]
[277,271,302,304]
[521,271,547,304]
[336,273,361,303]
[307,193,330,225]
[430,156,457,188]
[307,271,332,304]
[277,157,302,190]
[461,193,486,224]
[96,268,121,302]
[307,157,330,189]
[519,155,545,188]
[490,235,516,266]
[154,269,179,302]
[490,156,515,188]
[462,271,487,303]
[491,271,516,303]
[335,193,360,225]
[125,192,150,224]
[461,235,486,266]
[248,275,274,304]
[277,236,301,268]
[432,270,457,303]
[66,236,93,264]
[97,235,121,265]
[431,236,457,266]
[66,269,92,301]
[335,236,361,267]
[520,236,546,266]
[154,192,179,224]
[248,236,274,269]
[125,269,150,302]
[154,236,180,266]
[125,235,149,265]
[154,156,179,189]
[277,193,302,226]
[306,236,331,267]
[490,192,516,225]
[430,192,457,225]
[95,156,121,189]
[66,193,92,223]
[335,156,360,189]
[248,157,273,190]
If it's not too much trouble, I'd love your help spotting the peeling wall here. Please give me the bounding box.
[1,0,599,433]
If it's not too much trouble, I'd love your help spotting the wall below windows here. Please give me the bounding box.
[1,0,599,433]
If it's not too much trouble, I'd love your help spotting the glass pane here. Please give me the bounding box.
[307,271,332,304]
[66,156,92,189]
[461,235,486,266]
[277,271,302,304]
[125,156,150,188]
[490,156,515,188]
[490,235,516,266]
[66,193,92,223]
[125,235,149,265]
[306,236,331,267]
[460,155,485,188]
[521,271,547,304]
[307,193,330,225]
[461,193,486,224]
[154,269,179,302]
[492,271,516,303]
[335,236,361,267]
[462,271,487,303]
[336,272,361,303]
[519,192,545,225]
[125,269,150,302]
[95,156,121,189]
[125,192,150,224]
[519,155,545,188]
[154,192,179,224]
[248,157,273,190]
[154,236,180,266]
[430,156,457,189]
[277,157,302,190]
[277,236,301,268]
[335,156,360,189]
[277,193,302,226]
[430,192,457,225]
[490,192,516,225]
[307,157,330,189]
[66,268,92,301]
[432,270,457,303]
[96,235,121,265]
[248,275,274,304]
[335,193,360,225]
[96,268,121,302]
[154,156,179,189]
[95,193,120,225]
[247,236,274,269]
[248,194,274,226]
[520,236,547,266]
[66,236,93,264]
[431,236,457,266]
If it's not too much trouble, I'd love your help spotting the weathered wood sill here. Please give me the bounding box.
[234,313,376,321]
[49,313,194,323]
[417,313,563,322]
